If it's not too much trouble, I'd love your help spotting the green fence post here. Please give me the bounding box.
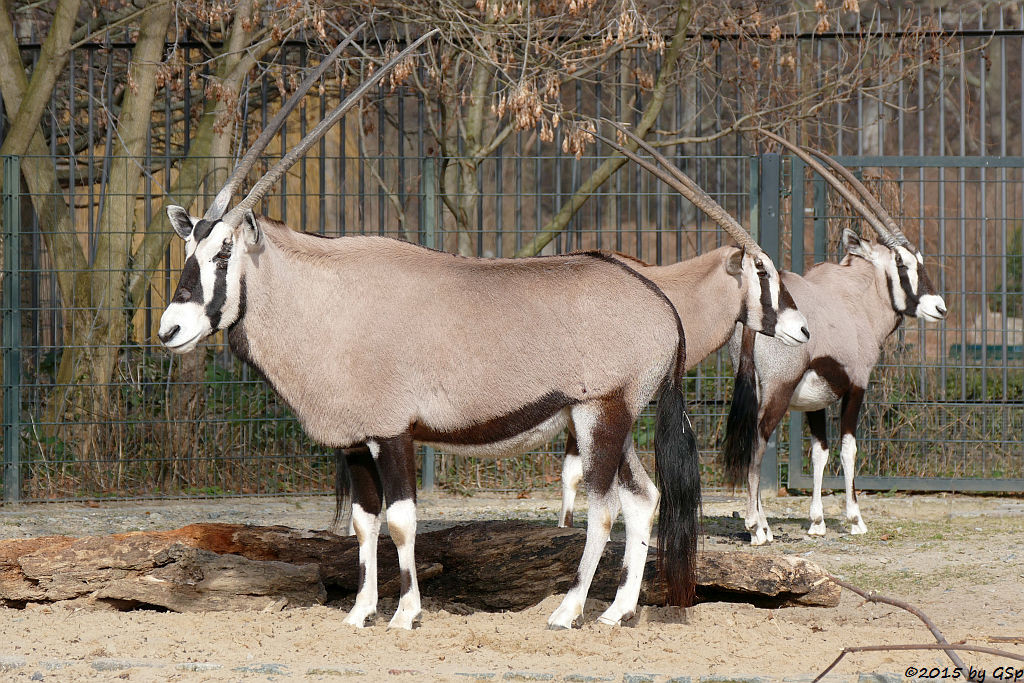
[419,156,437,492]
[2,155,22,504]
[788,157,805,490]
[758,153,781,496]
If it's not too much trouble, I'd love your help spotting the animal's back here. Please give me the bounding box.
[244,233,680,445]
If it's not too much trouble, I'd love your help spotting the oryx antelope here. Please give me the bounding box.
[721,130,947,545]
[554,125,811,528]
[159,34,701,630]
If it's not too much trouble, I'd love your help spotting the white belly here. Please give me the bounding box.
[421,409,570,459]
[789,371,838,412]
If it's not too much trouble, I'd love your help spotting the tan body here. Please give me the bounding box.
[747,257,900,410]
[557,245,809,527]
[234,224,678,450]
[722,231,947,545]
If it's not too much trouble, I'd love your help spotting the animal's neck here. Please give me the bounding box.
[645,248,741,370]
[843,256,902,345]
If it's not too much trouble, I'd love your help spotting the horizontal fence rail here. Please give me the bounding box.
[2,17,1023,501]
[2,149,1021,501]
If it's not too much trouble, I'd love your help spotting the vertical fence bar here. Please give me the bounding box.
[420,156,438,492]
[3,156,22,503]
[758,153,781,494]
[788,157,805,490]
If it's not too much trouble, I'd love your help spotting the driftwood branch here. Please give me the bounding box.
[830,576,972,675]
[0,521,839,613]
[819,577,1024,683]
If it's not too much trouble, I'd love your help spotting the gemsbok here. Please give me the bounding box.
[159,33,710,630]
[552,124,811,527]
[721,130,947,545]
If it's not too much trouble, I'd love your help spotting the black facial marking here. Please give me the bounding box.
[757,272,778,336]
[205,247,230,329]
[778,281,798,312]
[192,218,216,242]
[410,391,575,446]
[172,256,203,304]
[895,262,921,316]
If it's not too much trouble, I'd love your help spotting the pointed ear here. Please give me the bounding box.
[242,210,262,248]
[725,248,744,275]
[166,205,196,239]
[843,228,874,262]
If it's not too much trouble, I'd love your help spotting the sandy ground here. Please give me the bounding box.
[0,491,1022,681]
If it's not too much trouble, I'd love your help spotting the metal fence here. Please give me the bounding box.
[2,16,1023,501]
[2,148,1022,501]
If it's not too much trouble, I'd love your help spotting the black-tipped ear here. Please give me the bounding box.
[242,210,262,247]
[166,205,196,239]
[726,248,744,275]
[843,228,873,261]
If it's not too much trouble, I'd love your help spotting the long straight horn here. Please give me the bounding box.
[204,23,366,221]
[758,129,899,248]
[597,120,763,254]
[802,147,910,246]
[222,28,440,228]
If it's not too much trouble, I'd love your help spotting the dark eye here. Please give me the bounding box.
[214,240,232,265]
[754,258,763,269]
[894,252,904,267]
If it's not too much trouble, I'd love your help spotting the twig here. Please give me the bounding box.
[830,576,970,673]
[826,576,1024,683]
[814,643,1024,683]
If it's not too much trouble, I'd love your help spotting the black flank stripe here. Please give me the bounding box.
[410,391,575,446]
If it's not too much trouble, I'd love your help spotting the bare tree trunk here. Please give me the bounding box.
[0,0,82,159]
[514,0,695,257]
[46,2,173,469]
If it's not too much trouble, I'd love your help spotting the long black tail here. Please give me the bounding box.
[721,326,759,488]
[655,329,701,607]
[332,447,352,531]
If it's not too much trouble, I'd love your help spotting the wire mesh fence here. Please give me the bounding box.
[2,149,1022,501]
[2,16,1023,501]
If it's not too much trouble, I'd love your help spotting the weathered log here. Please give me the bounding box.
[0,521,839,612]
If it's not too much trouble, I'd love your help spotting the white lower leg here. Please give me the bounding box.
[745,461,769,546]
[599,458,657,626]
[559,453,583,528]
[385,499,421,629]
[549,493,615,629]
[344,502,381,627]
[808,439,829,536]
[758,496,773,543]
[840,434,867,534]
